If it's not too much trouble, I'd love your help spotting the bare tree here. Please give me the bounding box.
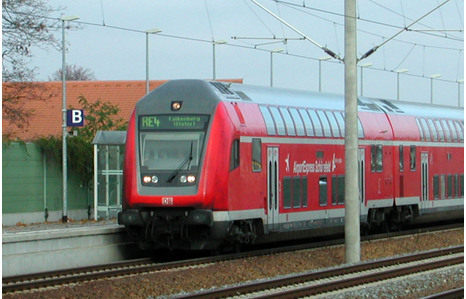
[49,64,96,81]
[2,0,62,139]
[2,0,62,82]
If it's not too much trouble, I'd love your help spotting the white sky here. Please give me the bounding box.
[29,0,464,106]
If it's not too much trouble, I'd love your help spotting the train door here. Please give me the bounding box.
[358,148,365,205]
[421,152,429,208]
[267,147,279,231]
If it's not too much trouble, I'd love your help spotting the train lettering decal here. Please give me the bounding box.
[140,115,209,130]
[288,153,342,175]
[162,197,174,205]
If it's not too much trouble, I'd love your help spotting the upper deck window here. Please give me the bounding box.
[427,119,438,141]
[299,109,315,136]
[316,110,332,137]
[279,107,296,136]
[259,106,276,135]
[269,106,286,136]
[308,110,323,137]
[289,108,306,136]
[419,118,431,141]
[447,120,458,141]
[325,111,341,137]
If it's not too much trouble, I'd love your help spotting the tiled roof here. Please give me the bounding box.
[2,79,242,141]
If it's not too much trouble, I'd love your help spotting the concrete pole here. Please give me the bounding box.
[344,0,360,264]
[145,32,150,94]
[61,19,68,223]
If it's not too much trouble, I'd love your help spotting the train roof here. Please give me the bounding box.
[219,81,462,121]
[148,80,463,121]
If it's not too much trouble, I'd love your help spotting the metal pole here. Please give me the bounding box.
[430,77,434,104]
[270,52,273,87]
[397,72,400,100]
[213,43,216,80]
[61,19,68,223]
[319,60,322,92]
[146,32,149,94]
[344,0,360,264]
[458,80,464,107]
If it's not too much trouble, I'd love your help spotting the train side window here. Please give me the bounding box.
[269,106,286,136]
[399,145,404,172]
[230,139,240,171]
[292,177,302,208]
[319,177,328,206]
[433,175,440,199]
[298,108,315,136]
[415,119,425,141]
[302,177,308,207]
[371,145,383,172]
[357,117,365,138]
[441,120,451,141]
[289,108,305,136]
[447,120,458,141]
[460,175,464,197]
[332,175,345,205]
[326,111,341,137]
[283,177,292,209]
[427,119,438,141]
[454,121,464,142]
[308,110,323,137]
[410,145,416,171]
[252,138,261,172]
[435,120,444,141]
[419,118,431,141]
[458,174,464,197]
[440,175,446,199]
[279,107,296,136]
[335,112,345,137]
[259,106,276,135]
[447,175,453,198]
[317,110,332,137]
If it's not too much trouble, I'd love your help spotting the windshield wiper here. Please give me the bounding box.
[167,141,193,183]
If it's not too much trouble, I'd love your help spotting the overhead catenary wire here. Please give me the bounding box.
[359,0,451,61]
[249,0,342,61]
[14,9,463,86]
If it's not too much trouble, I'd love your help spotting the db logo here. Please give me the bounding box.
[162,197,174,205]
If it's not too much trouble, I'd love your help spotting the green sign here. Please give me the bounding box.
[140,115,209,130]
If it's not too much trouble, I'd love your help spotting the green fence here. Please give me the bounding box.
[2,142,92,225]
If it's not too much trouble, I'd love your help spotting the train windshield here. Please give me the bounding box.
[140,132,205,171]
[138,115,209,171]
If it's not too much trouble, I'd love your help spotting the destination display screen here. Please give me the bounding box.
[139,115,209,130]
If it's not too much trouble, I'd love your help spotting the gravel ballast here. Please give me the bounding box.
[4,227,463,299]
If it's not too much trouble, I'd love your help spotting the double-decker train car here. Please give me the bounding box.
[118,79,464,251]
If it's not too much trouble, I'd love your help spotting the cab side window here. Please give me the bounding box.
[230,139,240,171]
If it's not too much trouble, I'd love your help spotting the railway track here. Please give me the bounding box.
[3,223,462,295]
[176,246,463,299]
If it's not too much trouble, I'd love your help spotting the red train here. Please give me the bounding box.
[118,79,464,251]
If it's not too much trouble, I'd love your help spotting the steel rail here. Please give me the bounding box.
[176,246,463,299]
[3,223,462,294]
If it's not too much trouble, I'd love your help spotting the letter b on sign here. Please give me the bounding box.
[67,109,84,127]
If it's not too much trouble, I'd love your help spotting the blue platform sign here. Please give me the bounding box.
[67,109,84,127]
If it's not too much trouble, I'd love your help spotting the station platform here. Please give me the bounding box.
[2,219,141,277]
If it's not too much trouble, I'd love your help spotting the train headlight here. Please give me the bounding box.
[143,176,151,183]
[151,176,159,183]
[180,175,187,183]
[187,175,196,183]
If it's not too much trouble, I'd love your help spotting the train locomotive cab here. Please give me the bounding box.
[119,80,234,251]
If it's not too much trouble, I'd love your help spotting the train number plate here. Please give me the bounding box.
[162,197,174,206]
